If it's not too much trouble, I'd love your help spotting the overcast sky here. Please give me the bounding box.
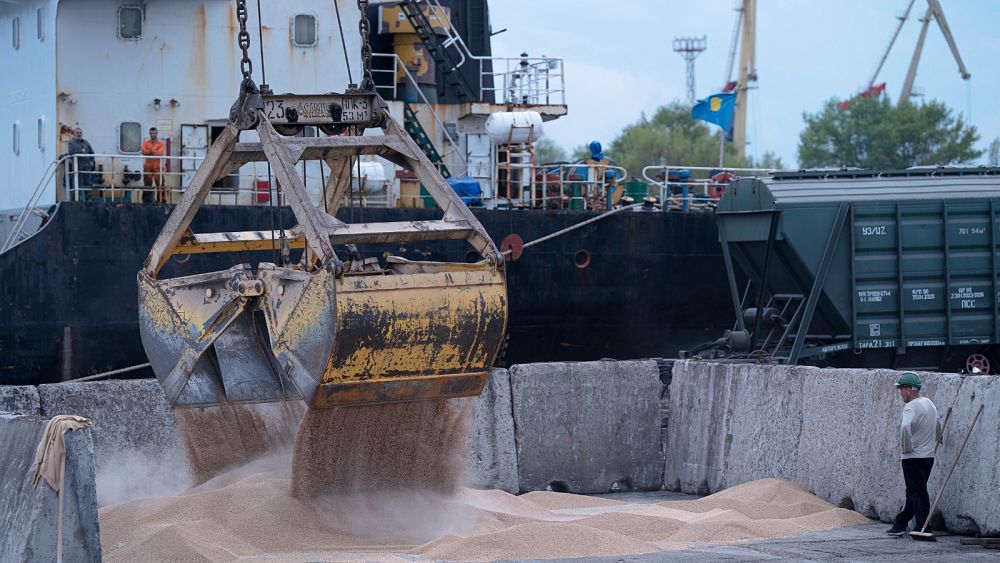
[489,0,999,167]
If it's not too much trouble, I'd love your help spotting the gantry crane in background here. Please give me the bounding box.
[860,0,970,105]
[721,0,756,159]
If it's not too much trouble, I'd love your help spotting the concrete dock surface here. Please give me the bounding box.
[567,490,999,562]
[546,522,997,562]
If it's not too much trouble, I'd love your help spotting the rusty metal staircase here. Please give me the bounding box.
[398,0,476,101]
[404,102,451,178]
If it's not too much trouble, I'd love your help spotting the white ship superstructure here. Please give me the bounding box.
[2,0,372,211]
[1,0,572,244]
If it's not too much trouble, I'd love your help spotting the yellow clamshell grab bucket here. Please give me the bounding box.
[137,82,507,408]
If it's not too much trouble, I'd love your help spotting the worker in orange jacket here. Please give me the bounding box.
[141,127,166,203]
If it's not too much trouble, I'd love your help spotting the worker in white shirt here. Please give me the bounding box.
[886,372,941,536]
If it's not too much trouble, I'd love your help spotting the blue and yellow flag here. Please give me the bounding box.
[691,93,736,132]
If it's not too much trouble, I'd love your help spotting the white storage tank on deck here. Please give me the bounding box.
[485,111,544,145]
[352,160,395,205]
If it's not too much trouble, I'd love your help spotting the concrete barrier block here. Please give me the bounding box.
[667,361,1000,536]
[721,364,806,488]
[38,379,181,465]
[665,362,805,494]
[795,367,855,505]
[38,380,192,506]
[663,361,737,494]
[933,375,1000,535]
[511,360,663,494]
[0,385,41,415]
[467,368,518,493]
[0,414,102,562]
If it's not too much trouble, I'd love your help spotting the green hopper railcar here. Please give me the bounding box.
[693,167,1000,373]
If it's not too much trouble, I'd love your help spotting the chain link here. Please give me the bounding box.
[357,0,374,91]
[236,0,253,80]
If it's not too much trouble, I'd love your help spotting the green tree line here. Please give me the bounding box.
[798,96,981,169]
[536,96,990,175]
[535,102,780,179]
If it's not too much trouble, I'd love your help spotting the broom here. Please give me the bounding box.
[910,404,984,541]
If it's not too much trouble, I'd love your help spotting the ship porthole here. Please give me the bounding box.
[574,250,591,269]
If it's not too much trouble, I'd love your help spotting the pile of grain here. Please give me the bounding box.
[100,474,869,561]
[114,392,867,560]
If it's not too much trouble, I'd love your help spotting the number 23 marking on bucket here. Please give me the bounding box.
[264,100,285,120]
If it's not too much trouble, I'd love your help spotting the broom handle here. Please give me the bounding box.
[918,404,984,534]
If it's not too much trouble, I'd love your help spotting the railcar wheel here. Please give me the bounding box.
[965,353,990,374]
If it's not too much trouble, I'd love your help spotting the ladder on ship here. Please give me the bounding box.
[404,102,451,178]
[398,0,476,101]
[1,159,61,253]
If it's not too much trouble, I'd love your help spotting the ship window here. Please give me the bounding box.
[292,14,317,47]
[13,122,21,156]
[12,17,20,50]
[37,116,45,152]
[37,8,45,42]
[119,122,142,153]
[118,5,143,40]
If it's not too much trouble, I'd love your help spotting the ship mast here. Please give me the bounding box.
[731,0,756,159]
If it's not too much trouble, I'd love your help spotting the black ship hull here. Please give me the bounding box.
[0,202,730,385]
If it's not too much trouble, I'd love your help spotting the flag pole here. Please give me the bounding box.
[718,129,725,168]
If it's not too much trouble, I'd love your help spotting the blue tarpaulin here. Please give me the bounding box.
[447,176,483,206]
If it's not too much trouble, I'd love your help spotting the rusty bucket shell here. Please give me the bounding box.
[137,259,506,408]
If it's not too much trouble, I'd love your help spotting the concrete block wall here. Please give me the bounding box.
[4,360,665,498]
[466,368,518,493]
[0,385,41,415]
[0,414,102,562]
[38,379,182,464]
[19,372,521,494]
[666,361,1000,535]
[511,360,663,494]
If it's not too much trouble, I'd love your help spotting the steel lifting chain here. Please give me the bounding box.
[229,0,262,129]
[357,0,375,91]
[236,0,253,80]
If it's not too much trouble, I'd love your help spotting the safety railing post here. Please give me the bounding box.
[72,155,79,202]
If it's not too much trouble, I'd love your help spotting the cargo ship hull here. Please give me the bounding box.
[0,202,730,384]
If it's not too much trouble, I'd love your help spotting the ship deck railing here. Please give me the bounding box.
[58,153,398,209]
[642,165,778,212]
[484,56,565,107]
[370,53,469,176]
[372,50,564,111]
[53,154,640,212]
[495,162,631,211]
[14,158,766,240]
[409,0,566,107]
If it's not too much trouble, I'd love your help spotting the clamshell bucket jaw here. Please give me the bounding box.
[137,82,507,409]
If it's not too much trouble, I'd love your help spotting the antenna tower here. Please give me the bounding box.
[673,36,707,105]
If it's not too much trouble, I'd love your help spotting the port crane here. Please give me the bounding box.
[859,0,970,105]
[721,0,756,158]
